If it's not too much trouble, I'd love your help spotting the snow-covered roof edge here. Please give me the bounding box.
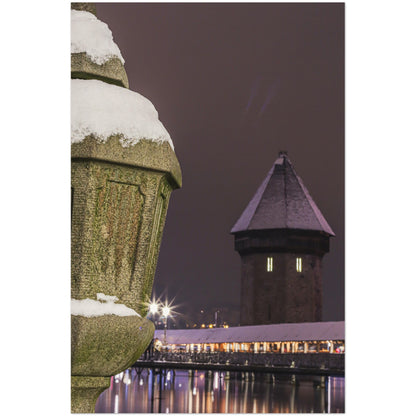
[155,321,345,343]
[287,158,335,236]
[230,164,275,233]
[231,154,334,235]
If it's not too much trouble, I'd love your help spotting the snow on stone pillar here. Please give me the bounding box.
[70,3,181,413]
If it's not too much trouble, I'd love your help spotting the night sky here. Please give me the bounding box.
[95,3,344,322]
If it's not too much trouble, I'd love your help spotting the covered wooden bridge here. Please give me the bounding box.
[154,321,345,355]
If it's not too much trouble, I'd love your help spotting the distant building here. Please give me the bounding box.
[169,304,240,329]
[231,152,335,325]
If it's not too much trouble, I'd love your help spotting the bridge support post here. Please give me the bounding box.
[290,374,297,385]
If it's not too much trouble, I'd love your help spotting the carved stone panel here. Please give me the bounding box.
[91,180,145,296]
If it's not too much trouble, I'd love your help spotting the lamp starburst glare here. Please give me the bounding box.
[162,305,171,318]
[149,301,158,315]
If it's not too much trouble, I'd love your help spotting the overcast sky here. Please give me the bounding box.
[96,3,345,321]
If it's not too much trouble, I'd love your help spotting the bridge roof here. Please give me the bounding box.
[155,321,344,344]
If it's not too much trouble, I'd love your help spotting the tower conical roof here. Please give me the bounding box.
[231,152,335,236]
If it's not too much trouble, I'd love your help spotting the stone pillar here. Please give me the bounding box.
[71,3,97,15]
[71,3,181,413]
[71,376,110,413]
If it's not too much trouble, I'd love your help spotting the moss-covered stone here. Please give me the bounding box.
[71,138,181,316]
[71,53,129,89]
[71,3,97,15]
[71,6,182,412]
[71,135,181,411]
[72,314,154,376]
[72,136,181,188]
[71,376,109,413]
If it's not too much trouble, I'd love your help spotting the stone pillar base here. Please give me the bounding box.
[71,376,110,413]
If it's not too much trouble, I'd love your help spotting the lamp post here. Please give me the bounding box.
[146,301,159,359]
[146,299,173,349]
[162,305,171,346]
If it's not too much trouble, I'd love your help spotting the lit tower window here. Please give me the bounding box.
[267,257,273,272]
[296,257,302,272]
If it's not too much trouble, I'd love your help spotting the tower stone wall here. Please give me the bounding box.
[239,251,324,325]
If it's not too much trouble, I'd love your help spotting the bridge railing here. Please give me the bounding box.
[141,350,344,370]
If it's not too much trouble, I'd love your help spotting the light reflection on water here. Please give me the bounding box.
[95,367,345,413]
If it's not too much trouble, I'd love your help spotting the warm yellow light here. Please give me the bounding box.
[209,324,213,328]
[267,256,273,272]
[296,257,302,272]
[201,324,205,328]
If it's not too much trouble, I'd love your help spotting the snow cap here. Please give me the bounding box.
[71,293,140,318]
[71,9,125,65]
[71,79,174,149]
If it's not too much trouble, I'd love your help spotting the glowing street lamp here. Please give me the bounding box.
[162,304,171,346]
[149,301,159,316]
[146,297,175,347]
[162,305,171,318]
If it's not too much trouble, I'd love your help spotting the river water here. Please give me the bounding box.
[95,367,345,413]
